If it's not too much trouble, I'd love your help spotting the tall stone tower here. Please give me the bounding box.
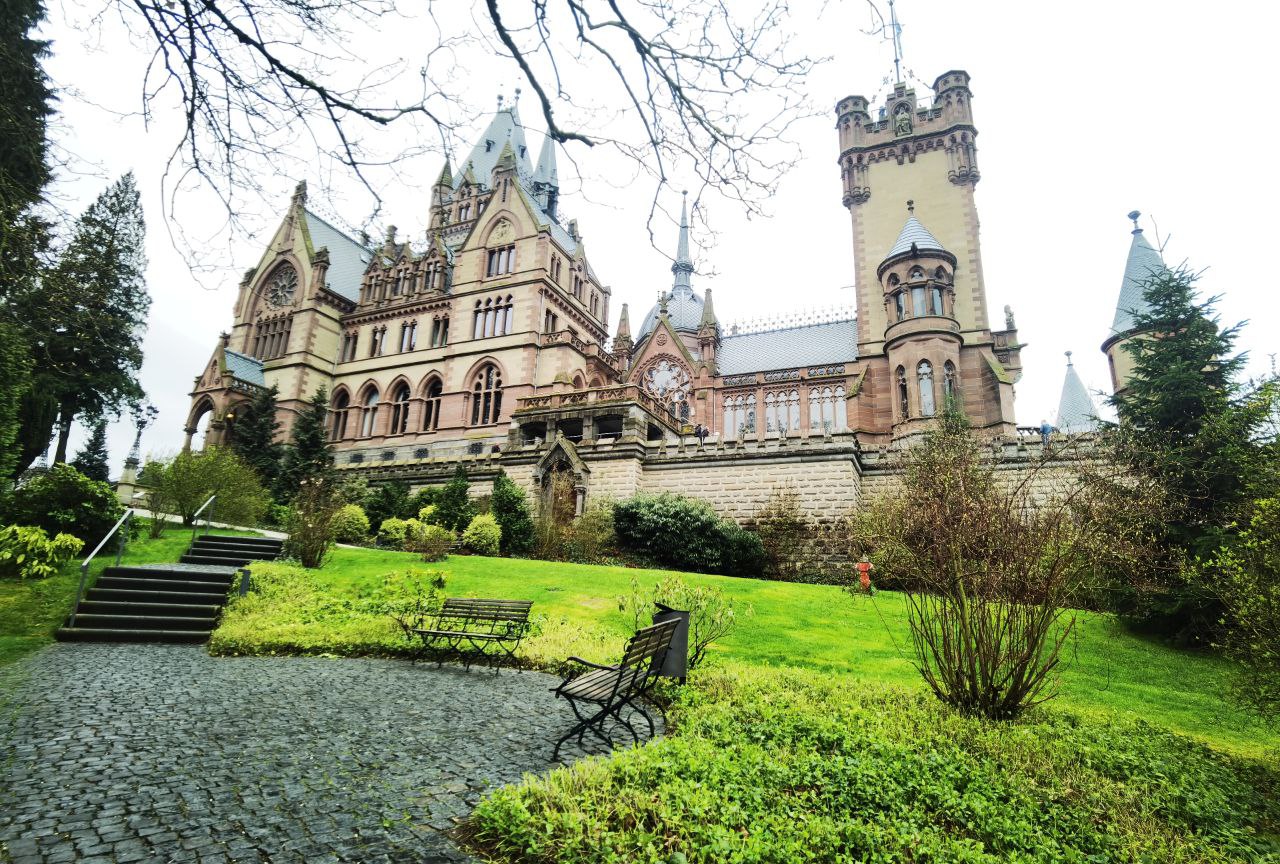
[836,72,1020,439]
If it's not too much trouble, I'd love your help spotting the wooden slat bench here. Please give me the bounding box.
[551,618,680,760]
[409,597,533,671]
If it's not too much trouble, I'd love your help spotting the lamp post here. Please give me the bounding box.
[119,404,160,497]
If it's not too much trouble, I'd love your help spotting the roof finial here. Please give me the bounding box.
[671,191,694,294]
[907,199,915,215]
[889,0,904,85]
[514,87,522,105]
[497,93,504,110]
[1128,210,1142,235]
[1065,350,1073,366]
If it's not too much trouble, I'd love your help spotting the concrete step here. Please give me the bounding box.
[178,553,261,566]
[96,575,233,594]
[195,535,283,552]
[74,599,222,618]
[104,564,238,581]
[189,542,279,559]
[86,586,229,605]
[55,627,211,644]
[64,613,217,632]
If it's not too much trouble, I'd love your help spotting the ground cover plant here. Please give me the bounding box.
[468,665,1280,864]
[208,544,1280,758]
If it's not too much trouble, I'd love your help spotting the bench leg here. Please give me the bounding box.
[553,697,614,761]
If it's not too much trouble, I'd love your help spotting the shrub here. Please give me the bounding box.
[330,504,371,543]
[406,523,454,563]
[262,502,291,529]
[147,447,270,528]
[618,574,751,669]
[1213,495,1280,719]
[417,504,437,524]
[378,516,408,547]
[491,470,535,555]
[469,665,1280,864]
[751,485,819,580]
[364,481,411,529]
[336,476,371,507]
[613,493,761,576]
[560,503,619,565]
[462,513,502,556]
[4,463,123,545]
[434,466,476,532]
[407,486,440,516]
[0,525,85,580]
[284,475,341,568]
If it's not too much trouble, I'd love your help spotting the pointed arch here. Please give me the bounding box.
[419,372,444,432]
[329,387,352,441]
[389,379,413,435]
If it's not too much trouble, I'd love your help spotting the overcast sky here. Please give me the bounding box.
[38,0,1280,470]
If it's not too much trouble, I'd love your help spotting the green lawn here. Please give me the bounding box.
[0,523,262,669]
[214,545,1279,761]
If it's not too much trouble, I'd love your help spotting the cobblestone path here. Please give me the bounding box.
[0,644,604,863]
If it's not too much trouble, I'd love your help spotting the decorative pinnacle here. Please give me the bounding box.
[1065,350,1073,366]
[514,87,522,105]
[671,191,693,293]
[907,199,915,214]
[497,93,504,109]
[1128,210,1142,234]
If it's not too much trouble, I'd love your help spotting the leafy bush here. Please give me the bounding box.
[407,523,454,563]
[1214,495,1280,719]
[461,513,501,556]
[619,574,751,669]
[147,447,270,528]
[211,563,447,657]
[434,466,476,532]
[613,493,763,576]
[560,503,619,565]
[491,470,535,555]
[417,504,437,524]
[469,665,1280,864]
[262,502,290,529]
[0,525,85,580]
[284,475,341,568]
[378,516,409,548]
[750,485,820,580]
[364,481,411,529]
[330,504,371,543]
[4,463,123,545]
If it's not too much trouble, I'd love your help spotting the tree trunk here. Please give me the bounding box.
[53,403,74,465]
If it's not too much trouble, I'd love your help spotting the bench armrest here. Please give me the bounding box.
[565,656,614,671]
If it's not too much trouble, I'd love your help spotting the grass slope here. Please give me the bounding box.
[212,546,1279,759]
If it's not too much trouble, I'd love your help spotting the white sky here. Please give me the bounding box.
[38,0,1280,469]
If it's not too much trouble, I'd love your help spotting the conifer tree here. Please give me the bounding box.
[1106,267,1278,643]
[278,386,332,497]
[433,466,476,533]
[230,383,283,491]
[491,469,535,555]
[71,417,111,481]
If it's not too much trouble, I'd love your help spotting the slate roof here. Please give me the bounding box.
[1111,229,1165,335]
[717,319,858,375]
[304,209,372,303]
[886,215,947,258]
[223,349,265,387]
[455,106,533,191]
[1055,356,1098,434]
[635,289,705,343]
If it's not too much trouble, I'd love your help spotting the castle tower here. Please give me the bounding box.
[1102,210,1166,395]
[837,71,985,357]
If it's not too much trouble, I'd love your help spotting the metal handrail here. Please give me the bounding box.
[69,508,135,629]
[190,494,217,546]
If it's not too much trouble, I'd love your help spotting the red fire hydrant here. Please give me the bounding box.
[856,556,874,593]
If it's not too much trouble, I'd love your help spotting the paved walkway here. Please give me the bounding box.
[0,644,618,863]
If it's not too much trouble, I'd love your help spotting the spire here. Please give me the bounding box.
[435,159,453,187]
[885,200,947,258]
[671,191,694,295]
[1055,351,1098,434]
[616,303,631,339]
[699,287,718,330]
[1111,210,1167,335]
[534,133,558,188]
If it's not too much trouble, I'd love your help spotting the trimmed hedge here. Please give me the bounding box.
[613,494,763,577]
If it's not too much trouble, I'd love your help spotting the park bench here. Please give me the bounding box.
[409,597,533,671]
[551,617,680,760]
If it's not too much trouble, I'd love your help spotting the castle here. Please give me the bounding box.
[185,71,1145,521]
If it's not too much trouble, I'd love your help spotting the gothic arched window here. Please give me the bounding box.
[389,383,411,435]
[330,391,349,441]
[894,292,906,321]
[931,287,944,316]
[896,366,909,419]
[943,361,959,407]
[911,285,926,318]
[422,377,443,431]
[360,388,380,437]
[808,386,847,433]
[470,364,503,425]
[918,361,936,417]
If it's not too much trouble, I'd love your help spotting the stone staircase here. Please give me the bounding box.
[56,534,284,644]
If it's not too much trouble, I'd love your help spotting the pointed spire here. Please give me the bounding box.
[699,287,718,330]
[1111,209,1167,335]
[671,191,694,295]
[435,159,453,187]
[885,201,947,259]
[1056,350,1098,434]
[616,303,631,338]
[534,133,558,188]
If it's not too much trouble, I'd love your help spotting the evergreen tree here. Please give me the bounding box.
[491,470,535,555]
[229,384,283,491]
[434,466,476,533]
[1106,267,1279,643]
[71,417,111,481]
[0,322,32,478]
[17,174,151,466]
[278,386,333,497]
[364,481,411,530]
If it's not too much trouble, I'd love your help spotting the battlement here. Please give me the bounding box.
[836,70,975,156]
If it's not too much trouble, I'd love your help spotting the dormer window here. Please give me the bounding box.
[910,266,924,280]
[485,139,493,153]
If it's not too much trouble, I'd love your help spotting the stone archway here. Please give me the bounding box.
[532,434,589,525]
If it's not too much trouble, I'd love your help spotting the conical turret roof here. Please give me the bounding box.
[636,192,707,342]
[1055,352,1098,434]
[886,214,948,258]
[455,98,532,190]
[1111,212,1167,335]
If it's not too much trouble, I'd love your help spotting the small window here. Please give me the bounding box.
[918,361,936,417]
[896,366,909,419]
[389,383,411,435]
[349,453,364,464]
[422,378,443,432]
[360,389,380,437]
[486,245,515,277]
[414,447,430,459]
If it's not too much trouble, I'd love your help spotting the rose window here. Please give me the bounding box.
[643,359,692,421]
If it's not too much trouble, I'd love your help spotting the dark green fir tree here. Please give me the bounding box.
[278,386,333,497]
[229,384,283,492]
[70,417,111,481]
